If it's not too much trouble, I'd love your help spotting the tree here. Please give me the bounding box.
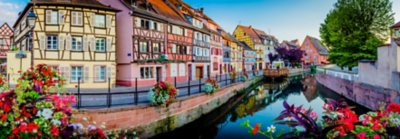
[273,47,304,67]
[320,0,394,69]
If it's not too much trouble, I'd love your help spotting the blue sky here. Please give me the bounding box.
[0,0,399,42]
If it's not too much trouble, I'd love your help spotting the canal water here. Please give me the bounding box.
[151,75,369,139]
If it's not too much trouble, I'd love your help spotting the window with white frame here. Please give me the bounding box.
[152,43,159,53]
[71,36,83,51]
[0,39,4,45]
[172,25,183,35]
[95,14,106,28]
[47,35,58,50]
[140,41,148,52]
[95,66,106,81]
[71,11,83,26]
[95,38,106,52]
[71,66,83,82]
[172,44,177,53]
[46,10,58,24]
[140,67,154,79]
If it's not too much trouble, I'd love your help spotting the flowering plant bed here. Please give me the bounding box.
[148,81,178,106]
[203,78,220,94]
[0,64,111,138]
[243,99,400,139]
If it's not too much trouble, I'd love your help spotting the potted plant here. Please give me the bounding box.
[203,78,220,94]
[148,81,178,106]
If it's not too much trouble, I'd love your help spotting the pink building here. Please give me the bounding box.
[0,23,13,63]
[99,0,194,86]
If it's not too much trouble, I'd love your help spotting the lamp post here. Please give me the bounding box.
[26,10,36,68]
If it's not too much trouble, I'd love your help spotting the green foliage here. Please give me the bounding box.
[320,0,394,68]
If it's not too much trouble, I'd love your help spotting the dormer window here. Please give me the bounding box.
[395,30,400,37]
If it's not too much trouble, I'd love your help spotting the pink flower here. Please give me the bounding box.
[373,134,380,139]
[356,132,366,139]
[310,111,318,119]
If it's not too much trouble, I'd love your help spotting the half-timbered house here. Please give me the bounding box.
[9,0,118,88]
[0,23,13,64]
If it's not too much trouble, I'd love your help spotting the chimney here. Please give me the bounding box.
[131,0,137,7]
[249,25,252,28]
[200,7,204,13]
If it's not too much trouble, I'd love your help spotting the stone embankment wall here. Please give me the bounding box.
[316,74,399,110]
[74,79,256,138]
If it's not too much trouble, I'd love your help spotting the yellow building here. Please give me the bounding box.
[233,25,263,70]
[9,0,118,88]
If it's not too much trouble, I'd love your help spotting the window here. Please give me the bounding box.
[172,44,177,53]
[71,36,83,51]
[140,67,154,79]
[47,35,58,50]
[396,30,400,37]
[71,11,83,26]
[153,43,159,53]
[0,39,4,45]
[172,25,183,35]
[179,45,186,54]
[46,10,58,24]
[140,41,148,52]
[71,66,83,82]
[95,66,106,81]
[95,14,106,28]
[95,38,106,52]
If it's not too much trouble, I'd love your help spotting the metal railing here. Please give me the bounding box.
[317,67,359,81]
[73,71,263,109]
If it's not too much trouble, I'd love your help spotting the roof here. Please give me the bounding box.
[281,40,299,48]
[14,0,118,27]
[32,0,117,10]
[391,21,400,29]
[307,36,329,55]
[148,0,186,22]
[236,25,262,43]
[239,41,254,51]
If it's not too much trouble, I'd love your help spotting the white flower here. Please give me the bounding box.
[267,125,276,133]
[40,108,53,120]
[284,116,294,121]
[51,119,61,125]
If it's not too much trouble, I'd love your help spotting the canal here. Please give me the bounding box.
[151,75,369,139]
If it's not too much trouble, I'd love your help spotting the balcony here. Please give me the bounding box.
[223,57,231,62]
[193,39,210,47]
[193,56,210,62]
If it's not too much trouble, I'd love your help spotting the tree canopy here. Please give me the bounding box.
[320,0,394,68]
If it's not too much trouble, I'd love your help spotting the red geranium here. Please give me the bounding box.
[252,123,260,135]
[386,103,400,114]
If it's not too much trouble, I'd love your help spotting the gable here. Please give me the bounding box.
[0,24,13,36]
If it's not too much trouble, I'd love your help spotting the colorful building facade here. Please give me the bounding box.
[240,41,256,72]
[0,23,13,64]
[300,36,329,65]
[9,0,118,88]
[233,25,276,70]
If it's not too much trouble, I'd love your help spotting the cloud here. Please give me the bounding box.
[0,1,21,26]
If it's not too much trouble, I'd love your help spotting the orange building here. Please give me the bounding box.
[300,36,329,65]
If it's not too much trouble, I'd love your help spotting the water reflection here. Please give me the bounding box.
[151,75,368,139]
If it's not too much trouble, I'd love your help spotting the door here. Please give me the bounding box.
[195,67,203,79]
[156,67,162,82]
[219,64,222,74]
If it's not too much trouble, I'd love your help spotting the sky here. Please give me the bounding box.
[0,0,399,43]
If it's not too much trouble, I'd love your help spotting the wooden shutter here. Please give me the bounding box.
[59,10,66,25]
[65,35,71,50]
[106,15,112,28]
[39,34,46,50]
[106,37,112,52]
[83,36,89,51]
[59,34,65,50]
[64,67,70,82]
[84,67,89,83]
[157,23,162,31]
[89,36,96,51]
[94,66,99,81]
[45,10,52,24]
[135,17,141,28]
[186,46,190,54]
[91,13,96,27]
